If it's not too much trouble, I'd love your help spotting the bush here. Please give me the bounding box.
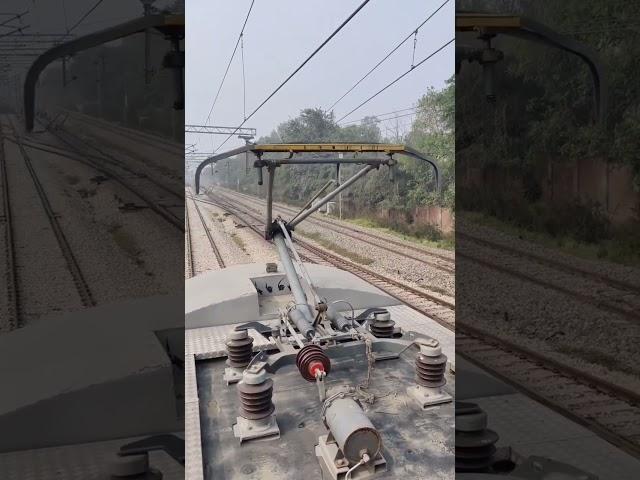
[459,185,611,244]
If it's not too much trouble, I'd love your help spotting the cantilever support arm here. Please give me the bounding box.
[24,14,184,131]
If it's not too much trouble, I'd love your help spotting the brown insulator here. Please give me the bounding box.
[455,402,499,472]
[237,376,275,421]
[295,344,331,382]
[369,311,395,338]
[225,330,254,368]
[415,345,447,388]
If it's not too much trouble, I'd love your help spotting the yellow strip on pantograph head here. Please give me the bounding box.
[251,143,405,154]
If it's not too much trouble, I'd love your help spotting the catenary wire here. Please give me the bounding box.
[325,0,450,112]
[214,0,372,152]
[204,0,255,126]
[336,37,454,123]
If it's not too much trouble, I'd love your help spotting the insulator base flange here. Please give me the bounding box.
[406,384,453,409]
[233,414,280,444]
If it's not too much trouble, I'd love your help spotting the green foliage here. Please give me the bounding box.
[457,0,640,178]
[456,0,640,254]
[406,76,455,209]
[459,183,612,244]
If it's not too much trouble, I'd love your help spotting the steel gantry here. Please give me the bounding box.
[185,125,256,136]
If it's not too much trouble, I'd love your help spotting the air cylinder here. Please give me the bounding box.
[324,397,381,463]
[326,305,350,331]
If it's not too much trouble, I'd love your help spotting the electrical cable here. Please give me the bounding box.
[325,0,450,112]
[339,105,418,124]
[0,11,27,28]
[61,0,69,33]
[66,0,105,34]
[214,0,372,152]
[339,107,418,126]
[204,0,255,126]
[241,33,247,120]
[0,26,27,40]
[336,37,454,123]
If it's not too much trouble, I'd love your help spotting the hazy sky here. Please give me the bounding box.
[0,0,177,75]
[186,0,454,153]
[0,1,159,41]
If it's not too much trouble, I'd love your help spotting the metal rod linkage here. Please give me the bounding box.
[289,164,375,228]
[283,312,306,349]
[292,179,335,225]
[273,233,315,338]
[278,220,321,305]
[273,234,307,308]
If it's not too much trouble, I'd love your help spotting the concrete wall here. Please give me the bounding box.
[546,159,639,224]
[375,205,455,234]
[414,206,455,233]
[461,158,639,225]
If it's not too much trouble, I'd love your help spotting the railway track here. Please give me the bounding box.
[55,112,184,185]
[196,192,455,328]
[297,238,456,327]
[188,194,225,270]
[0,123,19,328]
[60,110,183,156]
[458,229,640,292]
[226,188,456,265]
[218,188,455,271]
[185,202,194,279]
[46,118,184,199]
[457,323,640,457]
[7,117,95,310]
[457,232,640,324]
[38,120,185,232]
[454,229,640,453]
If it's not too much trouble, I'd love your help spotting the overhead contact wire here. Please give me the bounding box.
[241,33,246,121]
[338,105,419,125]
[336,38,454,123]
[66,0,105,34]
[204,0,255,126]
[215,0,372,152]
[325,0,450,112]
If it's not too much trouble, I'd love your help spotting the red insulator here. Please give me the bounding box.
[296,344,331,382]
[308,361,325,378]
